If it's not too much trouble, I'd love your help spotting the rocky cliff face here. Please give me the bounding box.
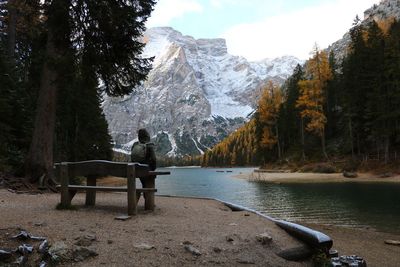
[102,27,302,157]
[328,0,400,62]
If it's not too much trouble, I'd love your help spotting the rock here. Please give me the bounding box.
[34,222,47,227]
[30,235,46,241]
[182,241,192,245]
[213,247,222,253]
[277,246,313,261]
[226,235,234,242]
[256,233,273,245]
[48,241,69,262]
[107,240,113,244]
[39,240,49,254]
[329,249,339,257]
[228,223,238,226]
[73,246,98,262]
[15,255,27,266]
[114,215,131,221]
[0,249,12,260]
[74,234,96,247]
[12,230,30,240]
[330,255,367,267]
[244,213,250,216]
[184,245,201,256]
[18,244,33,254]
[385,240,400,246]
[236,258,255,264]
[134,243,155,250]
[343,171,358,178]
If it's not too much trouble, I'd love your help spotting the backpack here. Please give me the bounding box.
[131,142,147,163]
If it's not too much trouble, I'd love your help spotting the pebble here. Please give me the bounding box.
[134,243,155,250]
[114,215,131,221]
[385,240,400,246]
[184,245,201,256]
[226,235,234,242]
[256,233,273,245]
[213,247,222,253]
[237,259,255,264]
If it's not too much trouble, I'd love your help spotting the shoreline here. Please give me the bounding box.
[236,171,400,184]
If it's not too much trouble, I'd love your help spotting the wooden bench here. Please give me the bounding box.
[54,160,170,215]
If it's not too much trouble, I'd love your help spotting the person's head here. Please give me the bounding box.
[138,128,150,143]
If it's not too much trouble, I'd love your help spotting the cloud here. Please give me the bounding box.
[147,0,203,27]
[222,0,380,60]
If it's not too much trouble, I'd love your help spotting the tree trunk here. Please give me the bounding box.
[321,127,328,160]
[301,118,306,161]
[384,136,389,164]
[6,0,17,65]
[348,117,354,159]
[25,29,58,183]
[275,124,281,160]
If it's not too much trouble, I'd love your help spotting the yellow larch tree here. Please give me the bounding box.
[258,80,283,158]
[296,44,332,159]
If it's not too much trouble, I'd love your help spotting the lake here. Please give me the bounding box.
[155,167,400,234]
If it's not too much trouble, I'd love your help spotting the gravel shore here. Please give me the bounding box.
[1,189,399,266]
[0,189,309,266]
[239,171,400,184]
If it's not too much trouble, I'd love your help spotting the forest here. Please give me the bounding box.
[0,0,156,184]
[202,18,400,168]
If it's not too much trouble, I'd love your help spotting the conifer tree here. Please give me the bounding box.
[296,45,332,159]
[26,0,155,183]
[257,81,282,159]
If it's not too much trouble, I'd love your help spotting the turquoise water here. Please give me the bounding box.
[155,167,400,233]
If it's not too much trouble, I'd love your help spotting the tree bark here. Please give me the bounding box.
[321,127,328,160]
[301,118,306,161]
[25,29,58,183]
[275,124,281,160]
[6,0,17,65]
[348,117,354,159]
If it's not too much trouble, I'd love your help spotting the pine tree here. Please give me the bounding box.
[26,0,156,183]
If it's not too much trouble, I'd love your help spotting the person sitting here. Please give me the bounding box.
[130,128,156,209]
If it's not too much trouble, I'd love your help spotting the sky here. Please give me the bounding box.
[146,0,381,60]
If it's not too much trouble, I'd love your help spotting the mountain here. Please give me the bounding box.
[102,27,302,157]
[328,0,400,61]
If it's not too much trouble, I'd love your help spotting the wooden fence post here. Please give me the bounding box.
[127,163,137,215]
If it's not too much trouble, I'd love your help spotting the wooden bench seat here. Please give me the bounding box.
[54,160,170,215]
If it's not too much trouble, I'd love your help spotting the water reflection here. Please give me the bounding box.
[156,168,400,233]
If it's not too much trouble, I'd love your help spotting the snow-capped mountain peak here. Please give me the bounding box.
[103,27,302,156]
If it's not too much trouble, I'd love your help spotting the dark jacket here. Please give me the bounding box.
[132,129,156,171]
